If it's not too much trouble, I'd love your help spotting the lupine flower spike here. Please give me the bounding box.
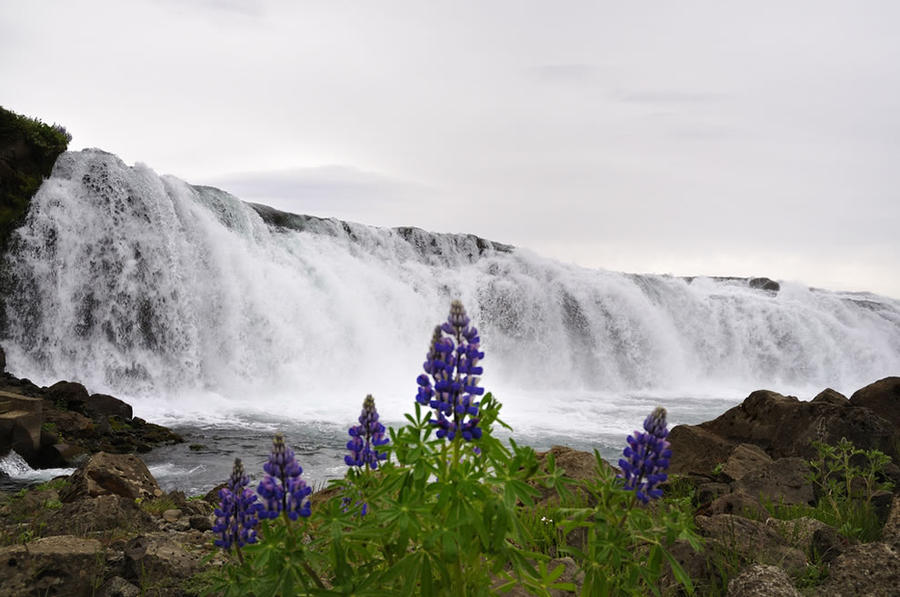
[416,300,485,441]
[345,394,390,469]
[619,407,672,503]
[257,433,312,520]
[213,458,262,556]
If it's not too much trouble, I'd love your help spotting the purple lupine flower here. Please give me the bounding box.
[257,433,312,520]
[619,407,672,503]
[345,394,390,470]
[213,458,262,551]
[415,300,484,442]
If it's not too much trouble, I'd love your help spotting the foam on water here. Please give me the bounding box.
[2,149,899,439]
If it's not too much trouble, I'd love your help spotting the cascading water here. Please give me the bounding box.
[3,149,900,440]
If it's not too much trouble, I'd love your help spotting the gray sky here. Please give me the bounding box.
[3,0,899,298]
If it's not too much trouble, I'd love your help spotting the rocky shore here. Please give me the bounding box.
[0,376,898,596]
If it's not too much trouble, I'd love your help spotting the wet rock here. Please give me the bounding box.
[668,424,736,476]
[811,388,849,406]
[86,393,132,420]
[0,535,105,597]
[849,376,900,428]
[726,564,800,597]
[46,381,91,412]
[695,514,807,574]
[819,542,900,597]
[0,392,43,463]
[720,444,772,482]
[60,452,161,502]
[732,457,814,506]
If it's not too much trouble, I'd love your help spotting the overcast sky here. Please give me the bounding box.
[2,0,899,298]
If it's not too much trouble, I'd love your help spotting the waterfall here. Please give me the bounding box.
[3,149,899,428]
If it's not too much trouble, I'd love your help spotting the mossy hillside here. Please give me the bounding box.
[0,106,71,252]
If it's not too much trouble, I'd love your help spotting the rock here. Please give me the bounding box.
[43,407,95,438]
[189,514,213,531]
[42,442,88,467]
[749,277,780,292]
[811,388,849,406]
[726,564,800,597]
[811,525,853,563]
[707,491,769,520]
[732,457,814,506]
[60,452,160,503]
[849,376,900,428]
[98,576,141,597]
[668,424,736,476]
[884,495,900,549]
[872,489,894,525]
[694,514,807,574]
[720,443,772,482]
[819,542,900,596]
[46,381,91,412]
[46,494,155,536]
[546,556,584,596]
[701,389,899,461]
[537,446,606,482]
[123,533,207,585]
[697,482,731,505]
[0,392,43,463]
[162,508,182,523]
[0,535,105,597]
[765,517,830,554]
[85,393,133,420]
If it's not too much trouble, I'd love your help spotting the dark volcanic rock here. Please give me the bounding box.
[811,388,849,406]
[46,494,156,536]
[695,514,807,574]
[0,535,105,597]
[668,424,737,476]
[46,381,91,413]
[726,564,800,597]
[86,393,133,420]
[732,457,814,506]
[699,389,899,461]
[849,376,900,429]
[60,452,161,503]
[720,443,772,483]
[819,542,900,597]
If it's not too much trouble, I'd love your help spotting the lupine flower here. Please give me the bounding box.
[415,300,485,441]
[213,458,262,551]
[257,433,312,520]
[345,394,390,470]
[619,407,672,503]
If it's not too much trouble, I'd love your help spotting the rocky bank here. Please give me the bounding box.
[0,378,898,595]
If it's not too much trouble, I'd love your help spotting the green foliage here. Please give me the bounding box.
[207,395,701,596]
[139,495,179,515]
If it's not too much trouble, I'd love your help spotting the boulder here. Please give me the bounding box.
[720,443,772,482]
[697,482,731,505]
[701,389,898,461]
[668,424,736,476]
[694,514,807,574]
[98,576,141,597]
[60,452,161,503]
[811,388,849,406]
[0,535,105,597]
[86,393,133,421]
[849,376,900,429]
[819,542,900,597]
[811,525,853,563]
[732,457,814,506]
[726,564,800,597]
[46,381,91,412]
[765,516,831,555]
[46,494,156,536]
[707,491,769,520]
[123,533,207,585]
[0,392,43,463]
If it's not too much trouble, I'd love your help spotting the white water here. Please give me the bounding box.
[3,149,899,437]
[0,450,73,486]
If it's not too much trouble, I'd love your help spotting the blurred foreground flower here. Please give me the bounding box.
[345,394,389,469]
[416,300,485,441]
[213,458,261,553]
[619,407,672,503]
[257,433,312,520]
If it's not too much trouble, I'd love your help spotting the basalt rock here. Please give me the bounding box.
[668,424,737,477]
[0,535,105,597]
[849,376,900,429]
[60,452,161,503]
[694,514,807,574]
[819,541,900,597]
[725,564,800,597]
[46,494,156,536]
[732,457,814,506]
[811,388,849,406]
